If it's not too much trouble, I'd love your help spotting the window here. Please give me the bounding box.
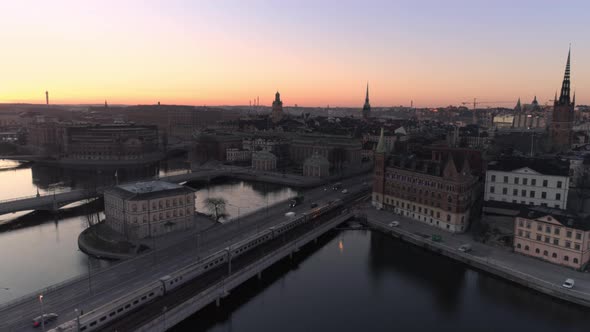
[543,250,548,256]
[491,175,496,182]
[525,231,531,238]
[545,226,551,233]
[517,243,521,249]
[557,181,562,188]
[555,204,560,209]
[541,192,546,199]
[542,179,548,187]
[490,186,495,193]
[552,253,557,258]
[525,245,529,251]
[564,256,569,261]
[504,176,508,183]
[530,191,535,198]
[531,179,536,186]
[537,224,542,231]
[544,236,550,243]
[513,189,518,196]
[518,230,523,236]
[565,241,571,248]
[553,238,559,245]
[556,193,561,200]
[575,243,581,250]
[536,234,542,241]
[554,228,560,235]
[574,258,579,264]
[535,248,540,254]
[514,177,519,184]
[502,188,508,195]
[566,231,572,238]
[447,214,451,222]
[576,233,582,240]
[519,220,524,227]
[523,178,528,185]
[521,190,526,197]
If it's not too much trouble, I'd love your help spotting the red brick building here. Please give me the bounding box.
[372,129,481,233]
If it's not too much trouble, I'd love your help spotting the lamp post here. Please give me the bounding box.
[39,294,45,332]
[74,308,81,332]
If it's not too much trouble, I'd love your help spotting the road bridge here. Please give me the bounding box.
[0,174,370,331]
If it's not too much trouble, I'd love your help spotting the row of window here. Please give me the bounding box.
[131,197,193,212]
[490,174,563,188]
[517,220,582,239]
[384,197,466,225]
[131,209,192,223]
[488,197,561,208]
[516,244,580,264]
[489,186,561,200]
[516,230,584,250]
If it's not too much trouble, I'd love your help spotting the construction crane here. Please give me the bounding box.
[460,98,515,109]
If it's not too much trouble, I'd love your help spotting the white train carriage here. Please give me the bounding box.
[160,249,228,293]
[227,229,273,257]
[49,281,164,332]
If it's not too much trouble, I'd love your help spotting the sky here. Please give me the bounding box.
[0,0,588,107]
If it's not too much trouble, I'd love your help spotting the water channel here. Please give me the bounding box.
[173,230,589,332]
[0,159,297,303]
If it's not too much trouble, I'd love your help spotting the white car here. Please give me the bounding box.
[458,244,472,252]
[388,221,399,227]
[562,278,575,289]
[341,189,348,194]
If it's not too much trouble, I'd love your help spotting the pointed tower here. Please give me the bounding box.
[362,83,371,119]
[514,98,522,112]
[550,47,575,151]
[372,128,386,209]
[271,91,284,124]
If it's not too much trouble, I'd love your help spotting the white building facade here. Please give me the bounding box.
[484,159,570,209]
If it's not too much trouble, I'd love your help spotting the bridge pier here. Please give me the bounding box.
[257,271,262,280]
[216,297,220,307]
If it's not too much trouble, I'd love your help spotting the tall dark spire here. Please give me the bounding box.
[514,97,522,112]
[362,82,371,119]
[365,83,369,103]
[558,46,571,105]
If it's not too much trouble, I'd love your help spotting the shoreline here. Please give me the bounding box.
[366,218,590,308]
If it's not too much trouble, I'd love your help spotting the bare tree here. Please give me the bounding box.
[204,197,227,222]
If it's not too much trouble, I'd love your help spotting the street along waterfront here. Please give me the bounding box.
[173,229,589,332]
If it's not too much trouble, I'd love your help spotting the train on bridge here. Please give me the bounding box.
[49,198,345,332]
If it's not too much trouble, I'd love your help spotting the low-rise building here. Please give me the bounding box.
[513,206,590,270]
[103,181,195,240]
[484,158,570,209]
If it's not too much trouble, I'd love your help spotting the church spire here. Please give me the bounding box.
[362,82,371,119]
[515,97,522,112]
[558,46,571,105]
[365,83,369,103]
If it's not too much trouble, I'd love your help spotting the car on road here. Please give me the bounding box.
[562,278,575,289]
[388,221,399,227]
[341,189,348,194]
[32,313,59,328]
[458,244,472,252]
[285,211,296,218]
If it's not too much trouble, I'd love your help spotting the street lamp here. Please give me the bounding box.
[74,308,81,332]
[39,294,45,332]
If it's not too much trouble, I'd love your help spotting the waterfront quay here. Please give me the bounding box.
[364,207,590,308]
[0,174,370,332]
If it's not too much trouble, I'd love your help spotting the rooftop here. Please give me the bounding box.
[107,180,194,200]
[487,157,570,177]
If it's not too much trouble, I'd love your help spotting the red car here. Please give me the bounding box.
[32,313,59,328]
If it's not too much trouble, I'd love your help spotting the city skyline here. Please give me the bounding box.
[1,0,589,107]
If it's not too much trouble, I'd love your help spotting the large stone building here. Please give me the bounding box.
[303,152,330,178]
[550,49,575,151]
[190,132,243,164]
[62,125,161,163]
[513,206,590,270]
[289,133,361,171]
[372,129,480,233]
[103,181,196,239]
[252,151,277,171]
[484,158,570,209]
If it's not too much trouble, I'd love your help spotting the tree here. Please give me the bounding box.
[204,197,227,222]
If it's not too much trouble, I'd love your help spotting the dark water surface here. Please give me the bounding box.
[173,230,589,332]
